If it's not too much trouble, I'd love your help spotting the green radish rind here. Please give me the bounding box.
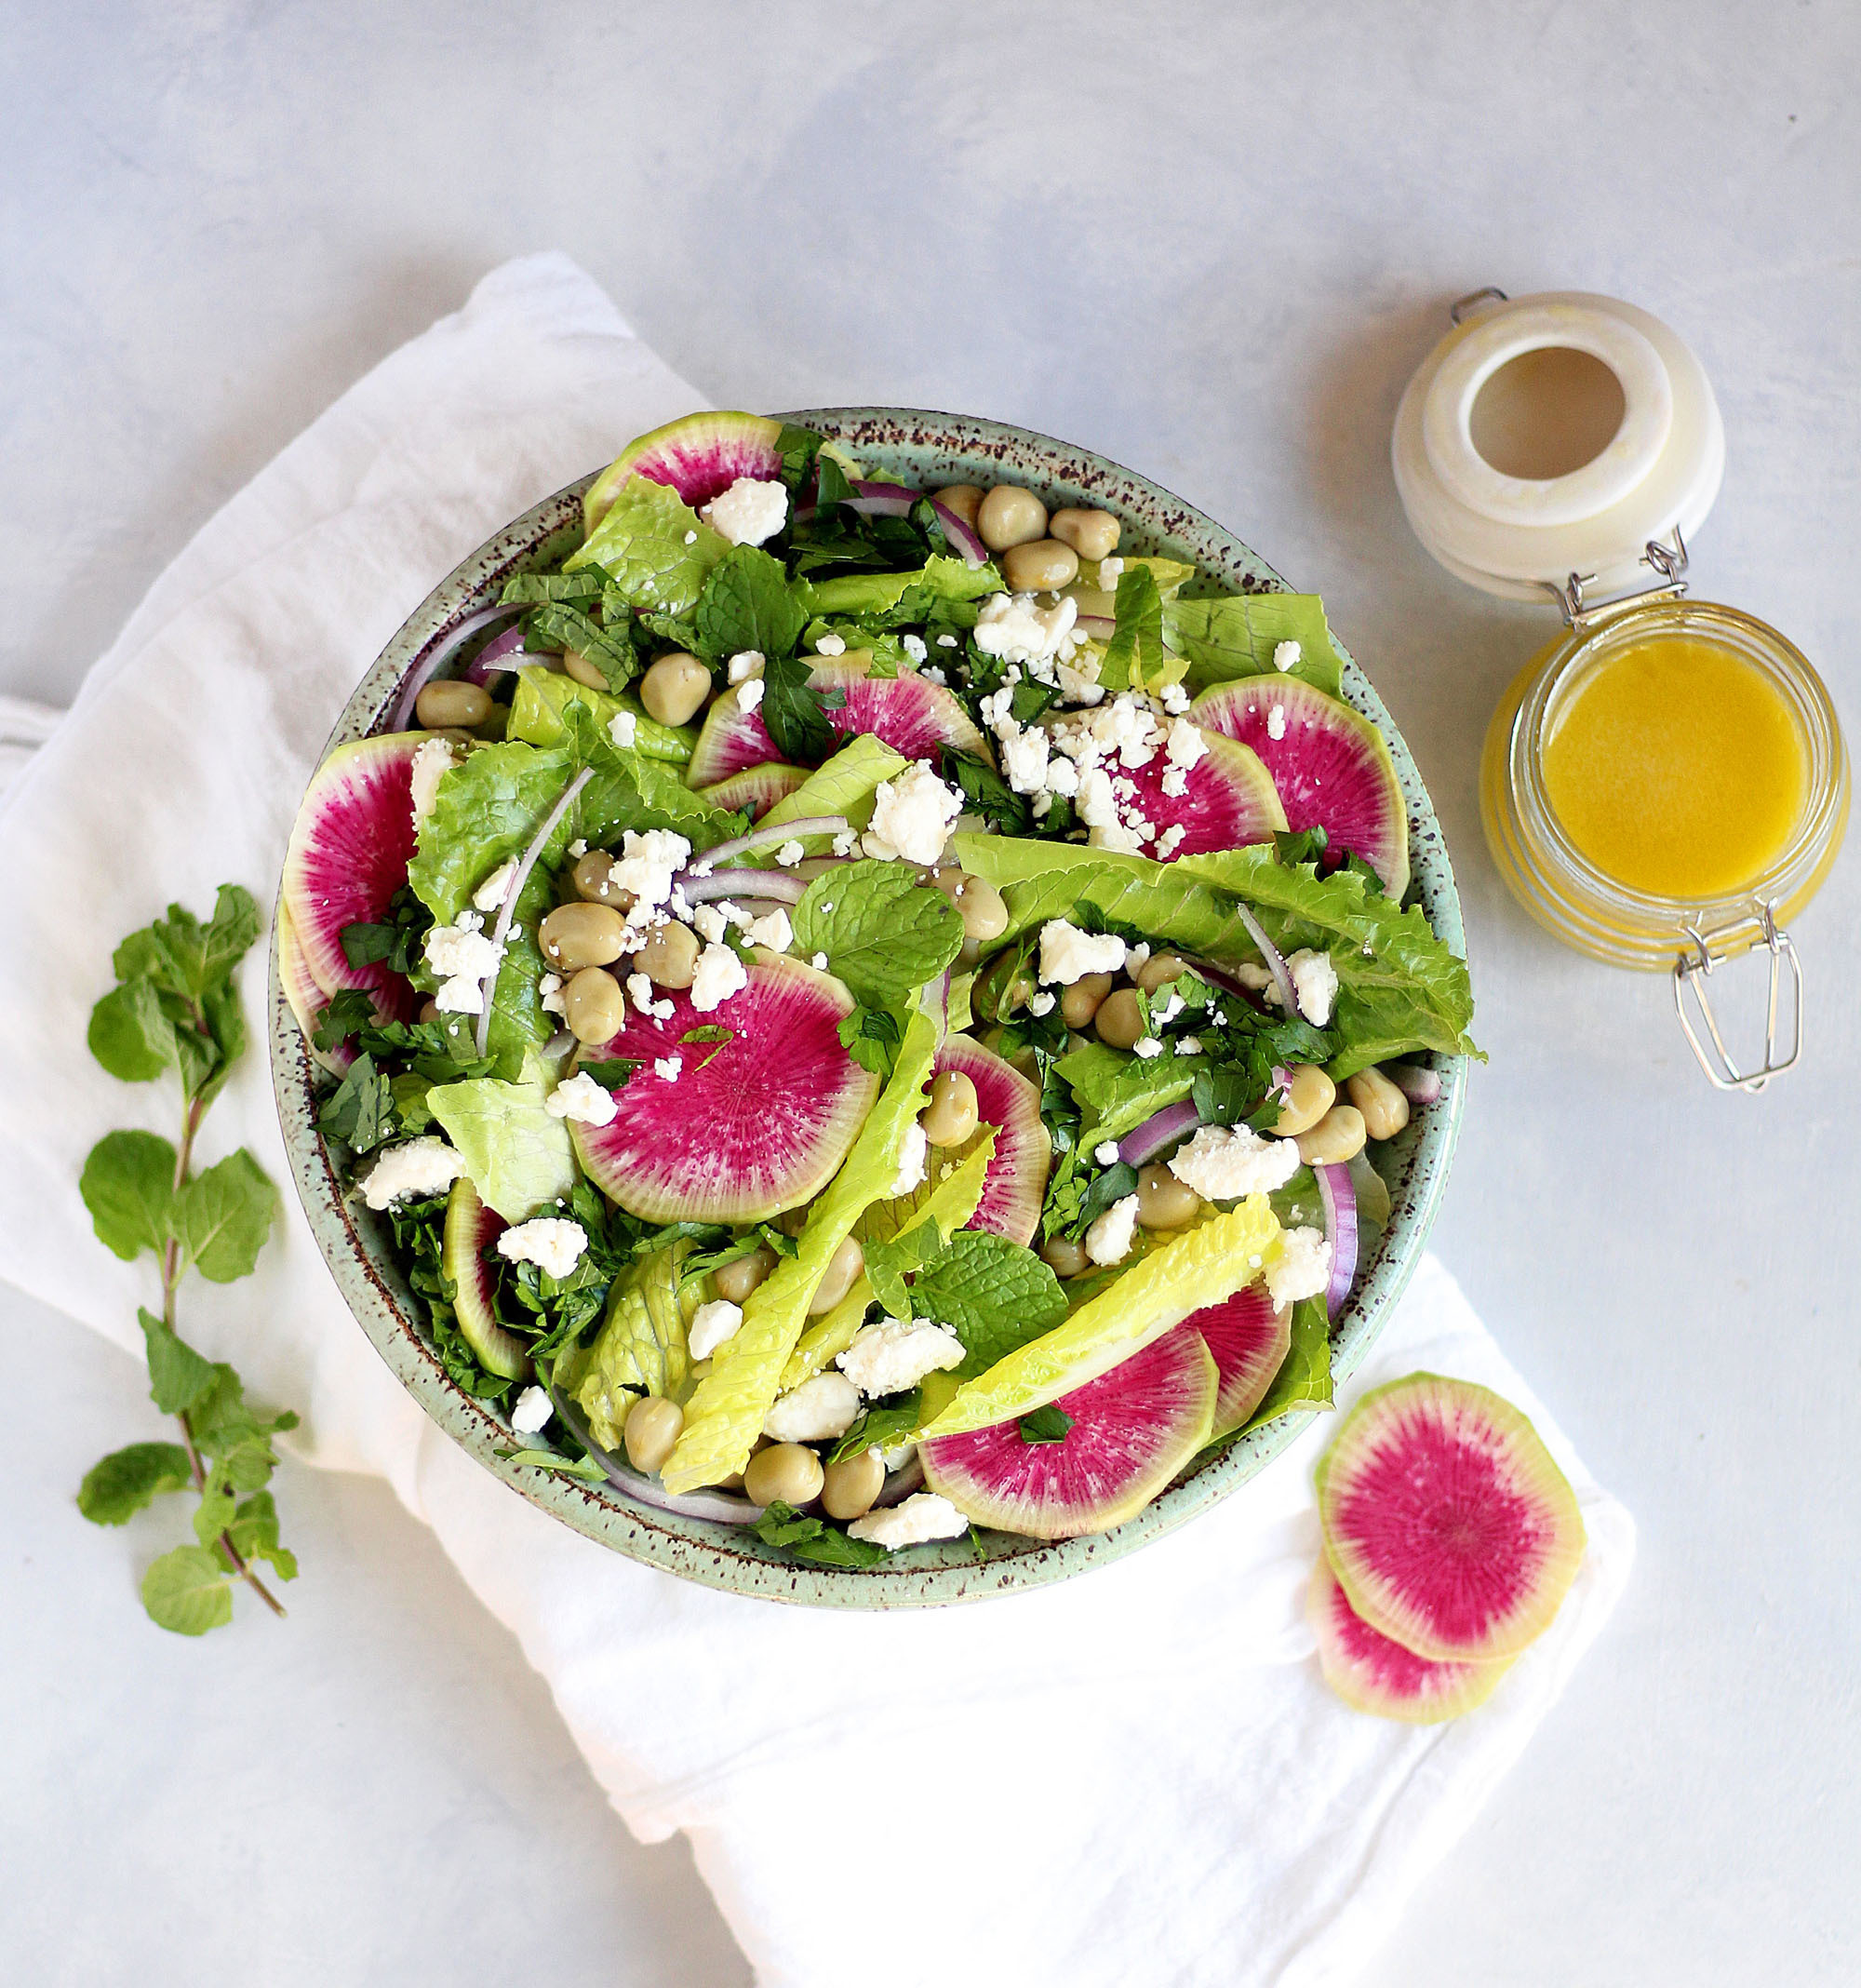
[1315,1373,1586,1664]
[442,1176,534,1381]
[699,762,811,818]
[1307,1558,1512,1723]
[920,1325,1218,1539]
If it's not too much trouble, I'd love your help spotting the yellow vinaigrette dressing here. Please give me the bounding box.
[1540,636,1807,898]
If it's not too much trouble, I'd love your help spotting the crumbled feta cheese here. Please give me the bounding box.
[1056,659,1106,705]
[813,631,848,657]
[1233,962,1276,992]
[891,1121,929,1197]
[1085,1194,1141,1266]
[607,829,692,920]
[567,839,588,858]
[408,737,458,822]
[1132,1036,1163,1059]
[608,708,638,748]
[936,632,958,648]
[683,529,698,545]
[700,476,788,546]
[626,972,654,1010]
[496,1217,588,1280]
[1155,825,1187,860]
[1074,766,1119,832]
[1038,919,1126,985]
[689,903,728,946]
[1094,1140,1121,1166]
[774,839,806,866]
[745,907,792,952]
[510,1384,554,1436]
[763,1372,861,1443]
[472,857,518,912]
[864,761,962,866]
[837,1318,964,1398]
[690,941,748,1013]
[538,972,567,1016]
[650,997,675,1020]
[902,634,928,664]
[1041,754,1079,799]
[737,677,765,714]
[360,1137,466,1210]
[1159,682,1191,716]
[1159,767,1189,799]
[1174,1035,1202,1056]
[652,1054,683,1081]
[544,1070,618,1126]
[1274,639,1302,672]
[689,1298,745,1362]
[972,590,1078,665]
[998,722,1051,795]
[1165,717,1208,771]
[1168,1123,1301,1201]
[728,650,766,684]
[1265,1225,1332,1306]
[847,1490,970,1550]
[1097,556,1125,589]
[424,910,504,1014]
[1286,947,1340,1026]
[831,831,857,856]
[1266,704,1288,742]
[1027,989,1056,1017]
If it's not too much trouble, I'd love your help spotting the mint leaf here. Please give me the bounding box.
[693,545,806,663]
[87,978,177,1081]
[141,1545,234,1636]
[502,569,606,605]
[174,1148,278,1283]
[826,1390,922,1465]
[77,1443,194,1525]
[906,1229,1067,1377]
[752,1500,887,1566]
[528,601,639,692]
[940,747,1031,836]
[138,1307,221,1415]
[792,862,964,1011]
[193,1459,238,1551]
[113,885,260,1002]
[79,1131,177,1261]
[224,1490,299,1579]
[1018,1404,1074,1444]
[317,1052,396,1153]
[312,987,376,1052]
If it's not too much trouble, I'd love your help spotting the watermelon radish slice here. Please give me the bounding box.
[571,954,879,1223]
[583,410,784,532]
[921,1323,1217,1538]
[685,664,990,787]
[1307,1558,1511,1723]
[699,762,810,819]
[280,732,424,1023]
[1192,678,1410,897]
[932,1034,1050,1246]
[1105,727,1286,860]
[275,903,355,1074]
[441,1176,533,1380]
[1188,1284,1292,1439]
[1316,1374,1586,1663]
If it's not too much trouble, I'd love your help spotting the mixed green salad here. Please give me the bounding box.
[279,410,1476,1565]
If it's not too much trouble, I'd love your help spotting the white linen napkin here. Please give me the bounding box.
[0,253,1634,1988]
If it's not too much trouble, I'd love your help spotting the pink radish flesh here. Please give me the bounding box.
[1187,1284,1292,1438]
[1307,1558,1510,1723]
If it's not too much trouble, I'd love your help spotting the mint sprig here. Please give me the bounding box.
[76,884,294,1635]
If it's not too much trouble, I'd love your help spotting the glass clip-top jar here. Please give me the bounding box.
[1395,288,1849,1093]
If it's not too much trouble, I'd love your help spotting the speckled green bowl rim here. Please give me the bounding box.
[271,407,1466,1607]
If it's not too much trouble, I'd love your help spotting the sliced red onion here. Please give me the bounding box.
[847,479,917,517]
[1385,1061,1442,1106]
[1118,1098,1201,1169]
[687,813,850,872]
[1234,903,1299,1017]
[390,600,527,730]
[547,1389,765,1525]
[475,767,592,1058]
[929,499,988,568]
[465,623,529,683]
[874,1451,926,1506]
[1073,612,1117,640]
[677,867,808,907]
[1313,1161,1359,1320]
[542,1028,575,1060]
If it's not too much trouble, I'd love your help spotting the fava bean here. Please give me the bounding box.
[1295,1104,1367,1166]
[1049,507,1121,561]
[415,678,493,731]
[540,901,629,970]
[1093,987,1145,1050]
[1061,972,1114,1029]
[715,1244,777,1305]
[637,918,700,989]
[1040,1235,1091,1279]
[1136,1163,1198,1229]
[1346,1066,1411,1142]
[563,649,609,692]
[639,651,712,727]
[571,850,633,907]
[1000,538,1080,593]
[562,966,625,1046]
[744,1443,825,1509]
[977,484,1048,552]
[808,1234,865,1315]
[1272,1064,1335,1138]
[623,1395,684,1474]
[933,484,986,528]
[1134,950,1191,994]
[821,1449,886,1521]
[921,1069,980,1148]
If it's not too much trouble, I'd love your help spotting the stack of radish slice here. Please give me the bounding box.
[1308,1374,1587,1722]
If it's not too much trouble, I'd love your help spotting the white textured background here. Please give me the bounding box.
[3,4,1855,1981]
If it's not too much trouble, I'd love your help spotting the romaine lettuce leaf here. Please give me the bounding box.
[569,476,729,613]
[1162,592,1345,698]
[954,836,1477,1080]
[748,734,908,844]
[507,665,693,764]
[918,1197,1283,1437]
[426,1072,576,1221]
[777,1275,874,1391]
[1051,1040,1208,1144]
[662,1005,941,1492]
[797,554,1003,620]
[572,1244,696,1449]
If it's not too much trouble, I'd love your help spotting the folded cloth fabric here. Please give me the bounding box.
[0,253,1634,1988]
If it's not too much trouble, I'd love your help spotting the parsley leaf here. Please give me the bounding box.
[758,651,842,761]
[752,1500,887,1566]
[1018,1404,1074,1444]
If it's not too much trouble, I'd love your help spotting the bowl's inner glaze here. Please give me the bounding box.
[271,408,1466,1607]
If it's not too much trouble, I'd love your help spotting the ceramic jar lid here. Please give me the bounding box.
[1393,289,1724,603]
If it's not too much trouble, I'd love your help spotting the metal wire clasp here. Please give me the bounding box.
[1544,526,1692,627]
[1672,902,1802,1094]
